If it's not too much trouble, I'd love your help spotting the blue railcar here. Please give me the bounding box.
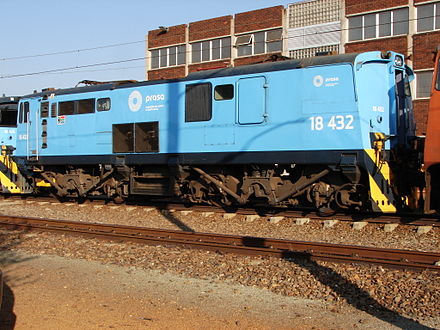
[0,96,18,148]
[0,96,30,193]
[8,51,416,212]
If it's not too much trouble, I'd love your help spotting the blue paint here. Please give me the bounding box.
[13,51,413,158]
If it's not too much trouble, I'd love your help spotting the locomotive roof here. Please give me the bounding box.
[24,52,363,98]
[0,96,20,104]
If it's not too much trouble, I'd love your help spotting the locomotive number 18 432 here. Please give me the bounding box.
[309,115,354,131]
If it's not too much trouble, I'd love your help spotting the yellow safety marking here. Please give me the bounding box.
[36,179,52,187]
[0,171,21,193]
[0,153,22,193]
[365,149,397,213]
[0,155,19,175]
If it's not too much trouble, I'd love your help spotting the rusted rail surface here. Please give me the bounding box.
[0,214,439,272]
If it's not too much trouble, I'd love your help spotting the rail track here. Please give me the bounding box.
[0,214,439,272]
[2,195,440,227]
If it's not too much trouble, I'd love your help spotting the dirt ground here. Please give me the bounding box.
[0,250,435,330]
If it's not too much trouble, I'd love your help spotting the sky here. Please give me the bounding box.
[0,0,295,96]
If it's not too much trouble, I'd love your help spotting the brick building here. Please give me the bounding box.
[344,0,440,134]
[146,0,440,134]
[147,6,285,81]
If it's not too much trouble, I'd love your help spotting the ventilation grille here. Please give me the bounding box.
[288,0,341,28]
[289,44,340,59]
[288,22,341,50]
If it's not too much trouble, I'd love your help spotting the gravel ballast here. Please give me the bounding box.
[0,199,438,328]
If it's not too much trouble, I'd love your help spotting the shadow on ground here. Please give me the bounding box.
[0,229,38,329]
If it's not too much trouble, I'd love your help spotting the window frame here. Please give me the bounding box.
[348,8,409,41]
[417,2,440,32]
[58,98,96,116]
[191,37,231,64]
[235,28,283,57]
[0,105,18,127]
[214,84,234,101]
[415,70,434,99]
[97,98,111,112]
[19,101,30,124]
[150,45,186,69]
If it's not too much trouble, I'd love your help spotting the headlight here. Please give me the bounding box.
[394,55,404,67]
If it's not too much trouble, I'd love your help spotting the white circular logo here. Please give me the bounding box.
[313,75,324,87]
[128,90,142,112]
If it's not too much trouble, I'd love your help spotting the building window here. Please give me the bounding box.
[235,29,282,57]
[191,37,231,64]
[415,70,433,99]
[348,8,409,41]
[150,45,186,69]
[417,2,440,32]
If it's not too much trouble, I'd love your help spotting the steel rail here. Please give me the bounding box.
[2,196,439,227]
[0,214,439,272]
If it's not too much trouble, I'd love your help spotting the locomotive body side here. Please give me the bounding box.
[8,51,416,212]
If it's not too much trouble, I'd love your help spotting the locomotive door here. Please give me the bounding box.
[26,101,40,159]
[237,76,267,124]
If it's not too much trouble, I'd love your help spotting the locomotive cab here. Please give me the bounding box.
[0,96,19,148]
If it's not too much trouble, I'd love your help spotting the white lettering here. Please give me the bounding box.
[145,94,165,103]
[310,115,354,131]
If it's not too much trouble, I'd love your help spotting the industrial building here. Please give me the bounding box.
[146,0,440,134]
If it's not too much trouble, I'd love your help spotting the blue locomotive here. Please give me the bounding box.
[0,51,417,213]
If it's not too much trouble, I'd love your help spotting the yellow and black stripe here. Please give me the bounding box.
[364,133,397,213]
[0,146,33,194]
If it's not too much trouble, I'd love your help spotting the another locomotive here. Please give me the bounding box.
[424,46,440,213]
[0,51,423,213]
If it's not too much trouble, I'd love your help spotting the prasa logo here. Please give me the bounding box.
[128,90,165,112]
[145,94,165,102]
[313,75,340,88]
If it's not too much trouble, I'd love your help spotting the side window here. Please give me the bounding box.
[40,102,49,118]
[0,105,18,127]
[19,103,23,123]
[97,98,111,111]
[19,102,30,124]
[214,84,234,100]
[59,101,74,115]
[185,83,212,122]
[77,99,95,114]
[58,99,95,115]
